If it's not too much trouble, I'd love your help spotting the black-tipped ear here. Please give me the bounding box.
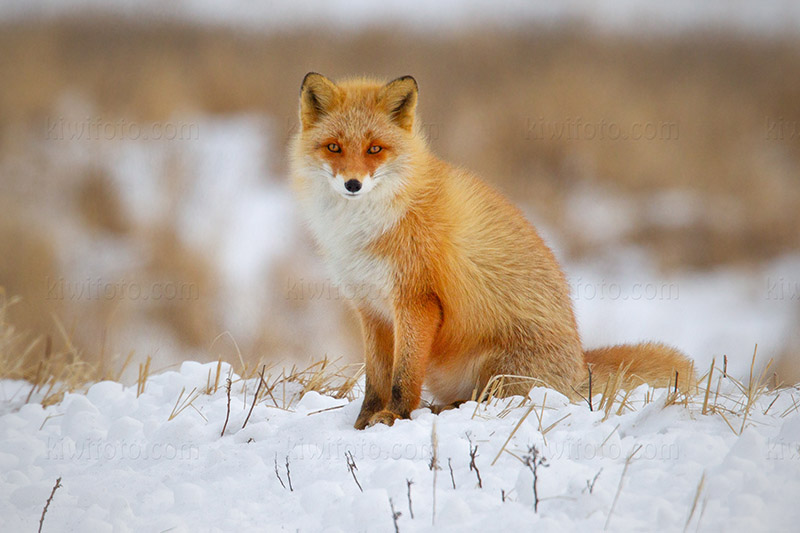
[379,75,418,131]
[299,72,339,129]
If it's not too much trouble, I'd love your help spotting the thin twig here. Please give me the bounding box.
[26,336,51,404]
[242,365,265,429]
[389,497,401,533]
[701,359,715,415]
[764,393,780,415]
[585,468,603,494]
[492,403,536,466]
[604,445,642,530]
[306,404,345,416]
[683,472,706,533]
[600,425,620,448]
[221,377,232,437]
[345,451,363,492]
[523,445,548,513]
[285,455,294,491]
[38,476,62,533]
[406,479,415,519]
[447,458,456,489]
[274,452,286,489]
[467,434,482,488]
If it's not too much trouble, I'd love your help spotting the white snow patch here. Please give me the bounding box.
[2,364,799,530]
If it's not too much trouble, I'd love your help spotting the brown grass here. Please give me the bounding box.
[2,21,798,266]
[1,19,799,379]
[0,289,131,405]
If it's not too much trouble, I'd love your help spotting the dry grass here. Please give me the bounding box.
[0,19,798,401]
[0,286,365,413]
[605,444,643,530]
[4,285,798,452]
[694,345,780,435]
[4,277,793,431]
[0,289,132,406]
[471,344,797,461]
[1,19,799,381]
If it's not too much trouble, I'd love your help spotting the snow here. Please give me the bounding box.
[2,0,800,36]
[570,251,800,379]
[2,362,799,531]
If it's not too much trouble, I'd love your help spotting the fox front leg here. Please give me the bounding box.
[354,310,394,429]
[368,295,441,427]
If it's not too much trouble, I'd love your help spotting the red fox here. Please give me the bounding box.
[290,73,694,429]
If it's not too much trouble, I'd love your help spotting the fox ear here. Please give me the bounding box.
[380,75,418,132]
[299,72,338,129]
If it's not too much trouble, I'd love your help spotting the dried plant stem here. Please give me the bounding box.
[242,365,265,429]
[389,497,401,533]
[605,445,642,531]
[467,436,482,489]
[221,377,232,437]
[701,359,715,415]
[38,476,62,533]
[523,445,547,513]
[406,479,415,519]
[274,453,286,489]
[586,468,602,494]
[430,421,439,526]
[683,471,706,533]
[345,451,362,492]
[492,402,536,466]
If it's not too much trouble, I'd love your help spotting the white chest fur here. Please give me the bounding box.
[300,180,402,321]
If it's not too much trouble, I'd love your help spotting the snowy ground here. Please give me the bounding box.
[2,361,799,532]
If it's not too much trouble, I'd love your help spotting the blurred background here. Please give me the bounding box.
[1,1,799,385]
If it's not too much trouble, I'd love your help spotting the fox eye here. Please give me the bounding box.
[327,143,341,153]
[367,145,382,154]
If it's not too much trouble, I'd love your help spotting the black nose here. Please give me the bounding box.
[344,179,362,193]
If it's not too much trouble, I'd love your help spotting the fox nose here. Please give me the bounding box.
[344,179,362,193]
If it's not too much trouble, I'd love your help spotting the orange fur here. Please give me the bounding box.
[290,73,694,429]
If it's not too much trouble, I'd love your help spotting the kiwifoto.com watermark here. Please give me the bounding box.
[46,277,199,302]
[282,435,432,462]
[765,117,800,141]
[766,277,800,300]
[286,278,392,302]
[526,117,679,141]
[570,278,679,301]
[47,438,200,462]
[542,439,679,461]
[766,438,800,460]
[45,117,199,141]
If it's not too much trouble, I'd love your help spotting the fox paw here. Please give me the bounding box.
[367,410,400,427]
[354,412,374,430]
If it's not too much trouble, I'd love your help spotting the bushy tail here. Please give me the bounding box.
[583,342,695,392]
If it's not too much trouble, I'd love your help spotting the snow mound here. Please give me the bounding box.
[1,363,799,531]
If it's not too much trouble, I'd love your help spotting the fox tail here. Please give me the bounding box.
[583,342,695,392]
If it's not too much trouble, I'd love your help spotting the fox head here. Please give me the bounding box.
[291,73,423,200]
